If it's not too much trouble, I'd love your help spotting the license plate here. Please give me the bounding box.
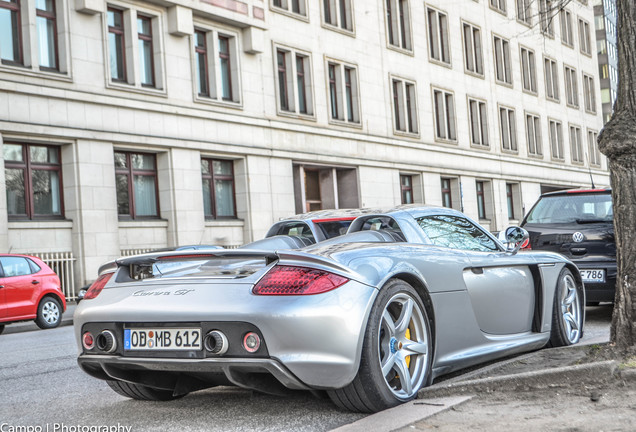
[124,328,202,351]
[580,269,605,283]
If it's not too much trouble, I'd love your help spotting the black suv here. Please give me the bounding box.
[521,188,615,304]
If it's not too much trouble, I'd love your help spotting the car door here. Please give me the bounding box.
[0,256,40,320]
[0,269,6,319]
[417,215,535,335]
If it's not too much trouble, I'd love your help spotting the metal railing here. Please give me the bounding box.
[31,252,77,302]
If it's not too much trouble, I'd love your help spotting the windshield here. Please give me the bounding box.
[525,193,613,224]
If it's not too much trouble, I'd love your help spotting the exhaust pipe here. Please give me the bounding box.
[96,330,117,353]
[204,330,229,355]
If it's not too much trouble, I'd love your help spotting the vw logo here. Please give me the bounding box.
[572,232,585,243]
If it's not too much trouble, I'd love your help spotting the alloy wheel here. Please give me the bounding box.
[377,293,430,399]
[560,274,581,343]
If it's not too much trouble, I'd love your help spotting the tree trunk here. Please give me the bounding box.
[597,1,636,351]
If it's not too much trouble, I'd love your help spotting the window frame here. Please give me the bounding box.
[325,57,361,127]
[391,75,419,136]
[544,56,560,103]
[578,17,592,56]
[498,105,518,153]
[461,21,484,77]
[3,142,65,221]
[114,150,160,220]
[274,44,315,119]
[385,0,413,53]
[35,0,59,71]
[440,177,453,209]
[587,129,601,167]
[426,5,451,67]
[516,0,532,26]
[564,64,579,108]
[400,174,414,205]
[467,96,489,148]
[583,73,596,114]
[476,180,487,220]
[569,124,584,165]
[103,3,165,93]
[432,86,457,143]
[322,0,354,34]
[271,0,308,20]
[539,0,555,37]
[201,158,237,220]
[548,118,565,161]
[0,0,23,66]
[137,14,155,88]
[489,0,507,16]
[493,34,513,87]
[520,45,537,95]
[525,112,543,158]
[560,8,574,48]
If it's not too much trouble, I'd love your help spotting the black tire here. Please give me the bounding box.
[549,268,584,347]
[328,279,433,413]
[107,380,185,401]
[0,324,5,335]
[35,296,62,329]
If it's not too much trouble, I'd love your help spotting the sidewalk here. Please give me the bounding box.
[3,302,76,335]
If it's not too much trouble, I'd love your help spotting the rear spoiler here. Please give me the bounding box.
[115,250,279,267]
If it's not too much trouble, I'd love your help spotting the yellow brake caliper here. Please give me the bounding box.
[405,328,411,368]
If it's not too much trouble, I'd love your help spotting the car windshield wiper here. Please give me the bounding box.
[575,218,610,224]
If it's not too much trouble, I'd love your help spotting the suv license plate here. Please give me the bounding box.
[124,328,202,351]
[580,269,605,283]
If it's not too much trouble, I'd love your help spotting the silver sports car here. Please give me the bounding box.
[74,205,584,412]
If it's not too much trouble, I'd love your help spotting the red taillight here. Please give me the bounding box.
[84,272,114,300]
[521,238,531,250]
[253,265,349,296]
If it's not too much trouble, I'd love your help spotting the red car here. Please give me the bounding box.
[0,254,66,334]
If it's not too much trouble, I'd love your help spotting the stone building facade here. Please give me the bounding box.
[0,0,608,295]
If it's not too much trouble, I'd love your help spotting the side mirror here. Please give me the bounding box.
[497,226,529,255]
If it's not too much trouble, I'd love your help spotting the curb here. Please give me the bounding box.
[418,360,619,398]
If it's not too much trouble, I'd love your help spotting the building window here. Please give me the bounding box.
[569,125,583,164]
[323,0,353,32]
[525,113,543,156]
[549,119,564,160]
[201,159,236,219]
[441,178,453,208]
[275,46,313,116]
[579,18,591,55]
[327,60,360,125]
[516,0,531,25]
[107,8,126,82]
[137,15,155,87]
[433,88,456,141]
[493,35,512,85]
[272,0,307,17]
[462,22,483,76]
[386,0,412,51]
[539,0,554,37]
[544,57,559,102]
[506,183,516,219]
[391,77,418,134]
[426,7,450,65]
[588,129,601,167]
[520,46,537,93]
[490,0,507,15]
[560,9,574,47]
[194,30,209,97]
[114,151,159,219]
[468,98,489,147]
[476,181,487,219]
[0,0,22,65]
[499,106,517,152]
[4,143,63,220]
[105,6,163,90]
[564,65,579,108]
[36,0,58,70]
[583,73,596,113]
[293,165,359,213]
[400,175,413,204]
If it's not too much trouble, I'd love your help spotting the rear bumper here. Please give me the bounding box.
[575,262,616,303]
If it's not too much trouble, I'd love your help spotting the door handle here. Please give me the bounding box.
[0,285,4,288]
[31,280,41,285]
